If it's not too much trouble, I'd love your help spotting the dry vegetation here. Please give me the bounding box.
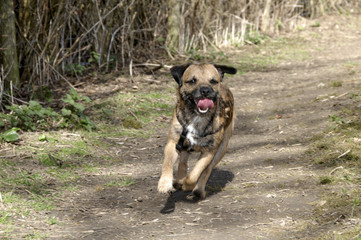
[0,0,360,105]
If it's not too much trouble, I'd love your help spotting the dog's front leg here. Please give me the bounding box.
[173,151,189,190]
[158,140,179,193]
[180,151,215,192]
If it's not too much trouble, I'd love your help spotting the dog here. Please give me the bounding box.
[158,63,237,199]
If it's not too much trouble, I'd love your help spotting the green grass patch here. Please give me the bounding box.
[0,131,102,237]
[0,212,11,224]
[24,231,49,240]
[184,48,228,62]
[1,169,48,195]
[46,216,58,225]
[105,176,136,187]
[343,61,359,69]
[319,176,333,185]
[34,137,92,168]
[91,89,174,138]
[47,168,79,183]
[0,192,54,224]
[116,92,173,123]
[331,81,343,87]
[237,55,279,73]
[233,36,310,73]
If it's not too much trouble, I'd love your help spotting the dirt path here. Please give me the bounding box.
[49,15,361,239]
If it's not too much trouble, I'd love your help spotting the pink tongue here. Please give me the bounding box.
[197,99,214,110]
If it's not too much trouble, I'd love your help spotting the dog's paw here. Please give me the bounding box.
[173,181,182,190]
[158,177,174,194]
[192,189,206,199]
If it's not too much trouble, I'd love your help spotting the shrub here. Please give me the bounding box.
[0,89,95,137]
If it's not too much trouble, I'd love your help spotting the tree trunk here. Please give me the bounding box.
[261,0,272,33]
[0,0,20,91]
[167,0,180,51]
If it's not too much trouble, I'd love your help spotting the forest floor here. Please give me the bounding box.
[1,15,361,239]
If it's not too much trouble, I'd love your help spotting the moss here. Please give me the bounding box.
[332,81,342,87]
[319,176,333,185]
[123,117,142,129]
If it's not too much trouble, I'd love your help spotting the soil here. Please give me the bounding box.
[3,15,361,239]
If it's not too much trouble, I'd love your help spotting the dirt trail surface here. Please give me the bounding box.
[19,15,361,239]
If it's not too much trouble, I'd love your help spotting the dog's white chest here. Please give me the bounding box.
[186,124,197,145]
[186,117,200,145]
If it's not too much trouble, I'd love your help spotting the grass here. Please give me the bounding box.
[182,35,311,75]
[319,176,333,185]
[46,216,58,225]
[47,168,79,183]
[311,21,321,28]
[343,61,359,69]
[25,231,48,240]
[34,138,91,169]
[233,36,310,73]
[332,81,343,87]
[324,228,361,240]
[0,83,176,238]
[105,176,136,188]
[91,89,174,138]
[306,90,361,238]
[0,131,102,237]
[0,192,54,226]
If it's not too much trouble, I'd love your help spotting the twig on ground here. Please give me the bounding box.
[129,110,139,121]
[0,155,17,158]
[0,192,4,211]
[133,63,171,68]
[337,149,350,159]
[329,166,344,175]
[335,92,349,99]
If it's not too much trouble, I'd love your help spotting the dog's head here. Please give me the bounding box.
[170,63,237,114]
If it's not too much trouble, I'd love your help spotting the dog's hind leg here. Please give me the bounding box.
[173,151,189,190]
[158,140,179,193]
[193,126,233,199]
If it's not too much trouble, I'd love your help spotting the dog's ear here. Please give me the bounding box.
[213,64,237,80]
[170,64,191,87]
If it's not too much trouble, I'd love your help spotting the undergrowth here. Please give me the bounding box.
[0,89,95,142]
[307,91,361,239]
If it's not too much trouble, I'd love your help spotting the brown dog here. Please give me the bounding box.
[158,63,237,199]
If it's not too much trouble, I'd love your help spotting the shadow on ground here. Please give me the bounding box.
[160,168,234,214]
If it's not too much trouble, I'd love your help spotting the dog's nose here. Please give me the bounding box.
[200,86,212,96]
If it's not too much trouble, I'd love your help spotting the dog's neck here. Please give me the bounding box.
[176,96,225,146]
[177,102,216,127]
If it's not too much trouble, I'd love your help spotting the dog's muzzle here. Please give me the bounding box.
[195,86,216,114]
[197,98,214,113]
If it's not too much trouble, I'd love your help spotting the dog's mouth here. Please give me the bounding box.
[196,98,214,114]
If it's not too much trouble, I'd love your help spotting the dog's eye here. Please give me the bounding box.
[187,78,197,85]
[210,79,218,85]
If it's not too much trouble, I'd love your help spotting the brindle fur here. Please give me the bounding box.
[158,63,236,199]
